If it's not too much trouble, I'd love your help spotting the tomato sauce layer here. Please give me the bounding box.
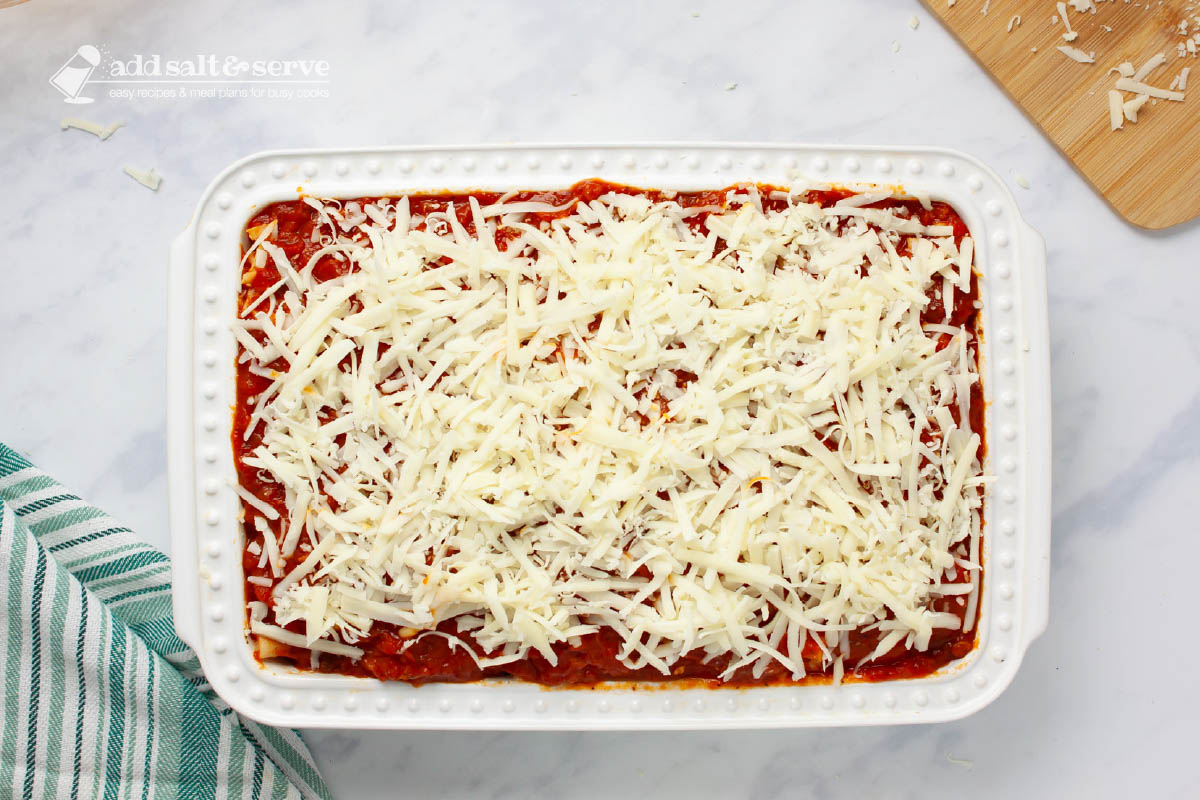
[235,180,984,687]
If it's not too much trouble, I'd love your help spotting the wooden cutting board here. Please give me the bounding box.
[922,0,1200,229]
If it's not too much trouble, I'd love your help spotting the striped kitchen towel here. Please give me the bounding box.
[0,444,331,800]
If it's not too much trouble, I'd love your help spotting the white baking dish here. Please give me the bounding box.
[167,143,1050,729]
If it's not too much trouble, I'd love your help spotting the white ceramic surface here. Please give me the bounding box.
[168,143,1049,730]
[2,0,1197,795]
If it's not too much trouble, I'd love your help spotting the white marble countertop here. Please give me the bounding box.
[3,0,1197,795]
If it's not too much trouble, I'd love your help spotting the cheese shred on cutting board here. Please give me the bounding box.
[233,186,986,679]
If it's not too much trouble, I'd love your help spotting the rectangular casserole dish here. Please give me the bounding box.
[167,143,1050,729]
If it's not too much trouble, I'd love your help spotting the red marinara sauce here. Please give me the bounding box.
[234,180,984,687]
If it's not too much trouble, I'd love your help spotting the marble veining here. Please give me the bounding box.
[1,0,1197,796]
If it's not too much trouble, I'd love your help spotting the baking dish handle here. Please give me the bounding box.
[1017,220,1051,647]
[167,228,203,653]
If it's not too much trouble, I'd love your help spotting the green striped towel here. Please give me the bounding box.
[0,444,331,800]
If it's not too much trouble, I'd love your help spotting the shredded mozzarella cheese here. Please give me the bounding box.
[235,185,986,679]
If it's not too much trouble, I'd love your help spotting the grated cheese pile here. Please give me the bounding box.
[951,0,1196,131]
[234,185,986,681]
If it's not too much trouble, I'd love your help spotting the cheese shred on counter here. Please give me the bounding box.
[234,185,986,681]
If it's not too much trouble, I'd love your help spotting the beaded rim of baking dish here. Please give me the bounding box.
[167,144,1050,729]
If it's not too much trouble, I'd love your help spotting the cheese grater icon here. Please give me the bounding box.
[49,45,101,103]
